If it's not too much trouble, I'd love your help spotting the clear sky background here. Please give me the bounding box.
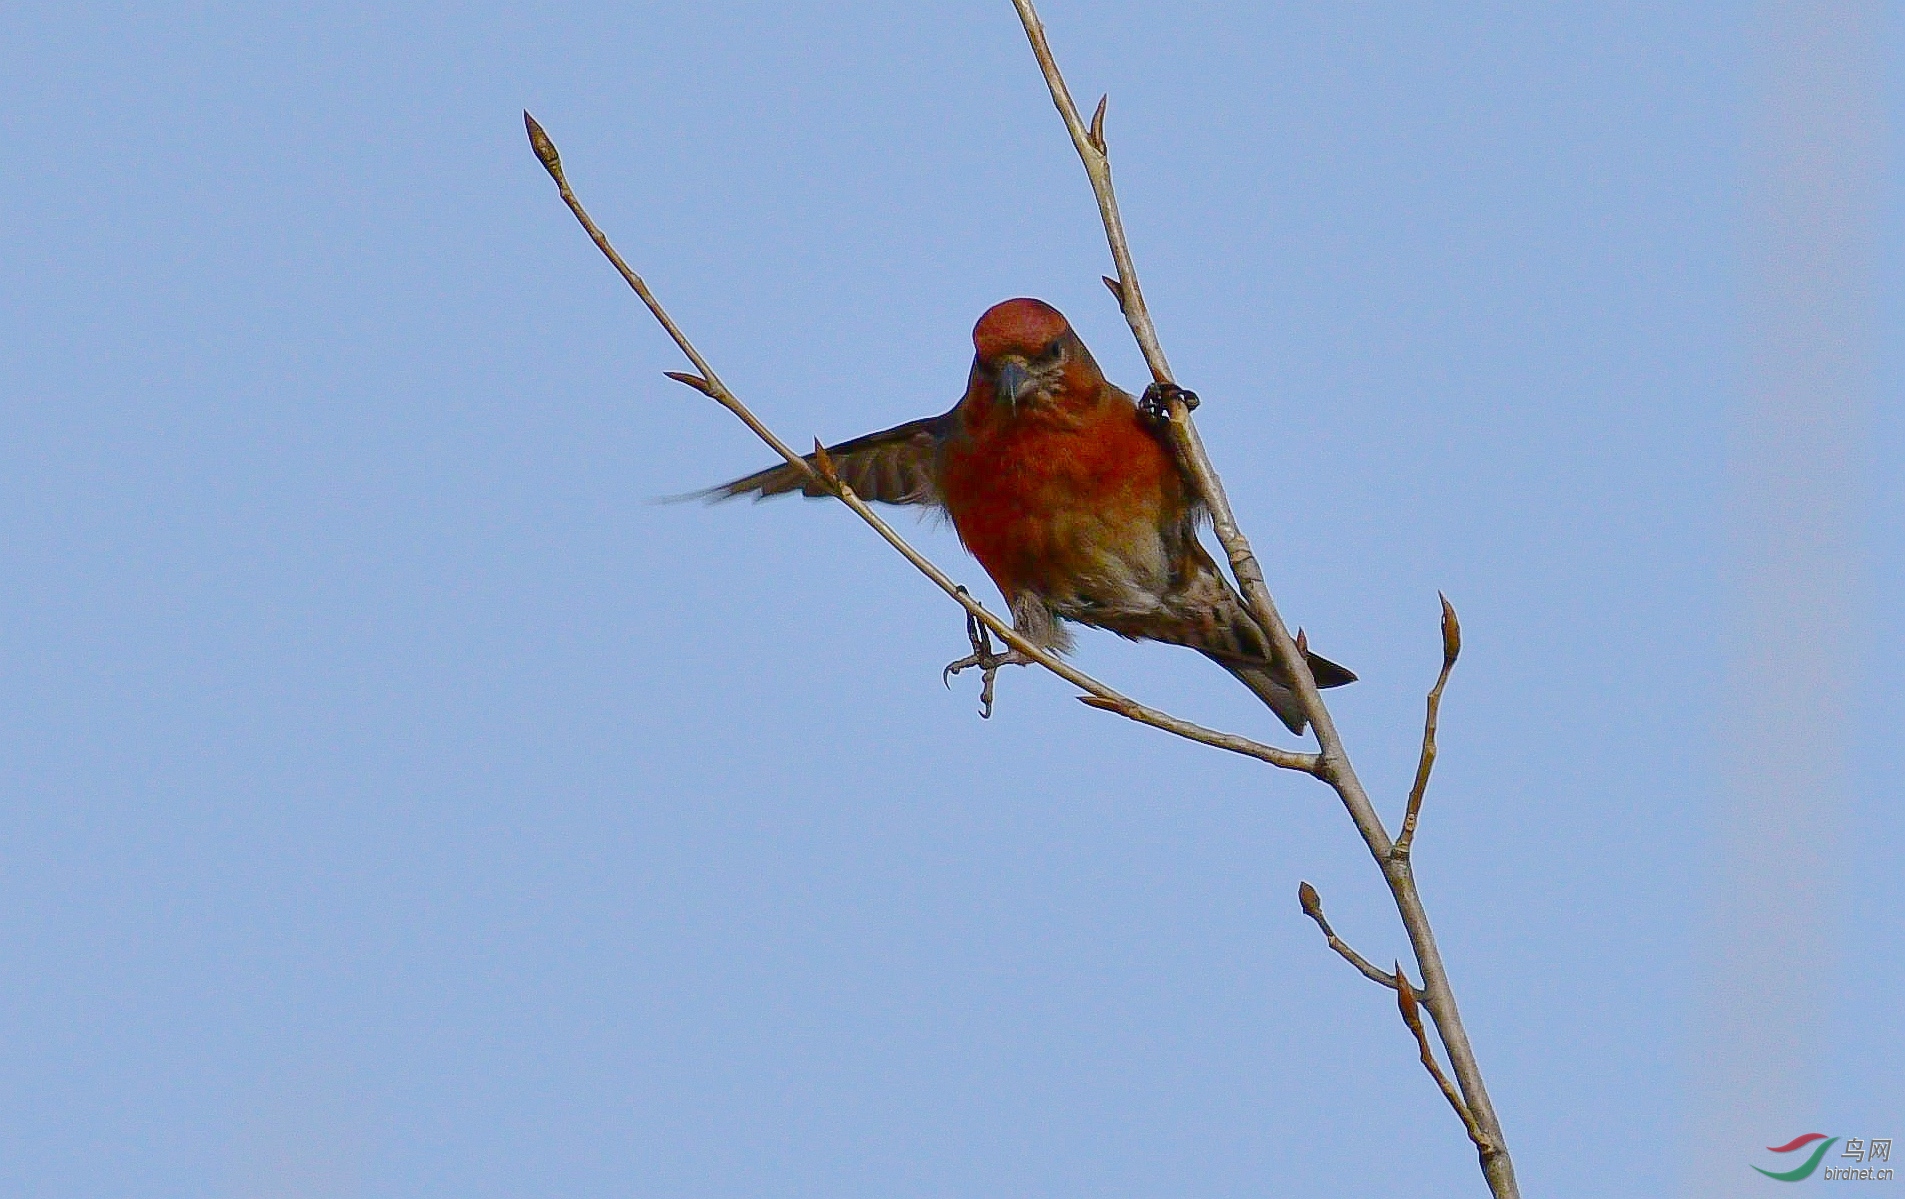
[2,3,1899,1196]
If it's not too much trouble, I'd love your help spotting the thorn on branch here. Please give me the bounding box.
[523,110,565,185]
[1088,94,1108,153]
[664,370,715,396]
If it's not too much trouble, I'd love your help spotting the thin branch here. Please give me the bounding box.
[523,115,804,472]
[1394,594,1461,860]
[522,112,1319,777]
[1005,8,1517,1196]
[1395,965,1494,1156]
[1297,882,1421,993]
[1009,0,1171,384]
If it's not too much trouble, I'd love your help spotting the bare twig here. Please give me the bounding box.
[1395,594,1461,860]
[1005,7,1517,1195]
[523,111,1319,777]
[1297,882,1421,993]
[1395,965,1493,1155]
[1009,0,1171,385]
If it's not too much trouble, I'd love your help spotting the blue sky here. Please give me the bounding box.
[2,3,1899,1196]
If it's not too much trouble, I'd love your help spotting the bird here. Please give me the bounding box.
[705,297,1354,733]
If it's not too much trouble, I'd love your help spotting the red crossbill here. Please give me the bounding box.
[710,298,1353,732]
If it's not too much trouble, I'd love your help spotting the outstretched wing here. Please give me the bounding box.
[705,412,952,506]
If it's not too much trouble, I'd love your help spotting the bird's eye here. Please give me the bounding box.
[1041,339,1067,364]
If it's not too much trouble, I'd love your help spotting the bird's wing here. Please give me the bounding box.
[703,413,952,506]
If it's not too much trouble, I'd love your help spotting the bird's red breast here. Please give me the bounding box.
[943,404,1181,600]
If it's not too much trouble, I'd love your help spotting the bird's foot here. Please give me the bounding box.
[942,607,1031,719]
[1139,381,1200,425]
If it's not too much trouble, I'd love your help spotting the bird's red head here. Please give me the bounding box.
[966,299,1102,419]
[972,298,1072,362]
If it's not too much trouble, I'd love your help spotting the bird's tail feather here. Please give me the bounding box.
[1210,648,1357,736]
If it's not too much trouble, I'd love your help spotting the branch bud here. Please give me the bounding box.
[663,371,714,396]
[1102,275,1126,307]
[523,111,565,185]
[1088,94,1109,153]
[1077,695,1124,712]
[1394,962,1422,1028]
[1438,592,1461,666]
[1297,880,1322,920]
[811,438,840,486]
